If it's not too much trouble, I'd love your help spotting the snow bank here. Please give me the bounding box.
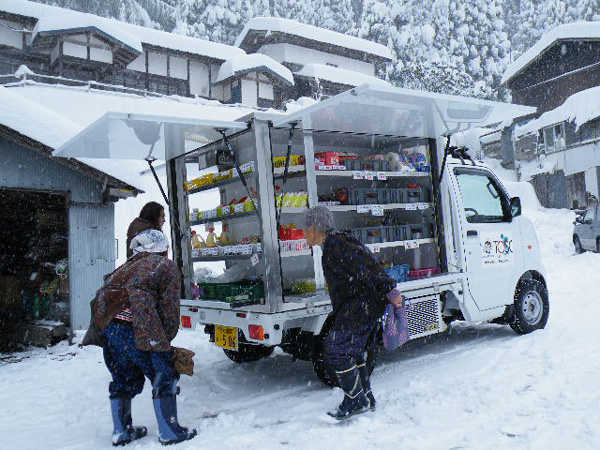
[32,13,143,53]
[235,17,392,60]
[294,63,389,87]
[215,54,294,85]
[502,21,600,84]
[515,85,600,136]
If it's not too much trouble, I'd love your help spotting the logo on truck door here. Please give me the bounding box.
[480,234,514,268]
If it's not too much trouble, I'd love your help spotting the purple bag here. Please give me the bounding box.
[382,301,409,351]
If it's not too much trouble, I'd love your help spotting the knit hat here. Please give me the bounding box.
[130,229,169,255]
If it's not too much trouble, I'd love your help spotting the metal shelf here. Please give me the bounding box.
[190,210,257,225]
[192,254,252,262]
[315,170,430,178]
[325,203,431,212]
[364,238,436,251]
[280,249,312,258]
[274,165,306,177]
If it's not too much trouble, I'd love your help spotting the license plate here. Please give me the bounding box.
[215,325,238,351]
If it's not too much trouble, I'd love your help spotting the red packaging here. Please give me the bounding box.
[315,152,340,166]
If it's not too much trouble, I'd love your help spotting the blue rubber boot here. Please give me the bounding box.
[110,398,147,446]
[357,360,376,411]
[327,364,370,421]
[153,396,197,445]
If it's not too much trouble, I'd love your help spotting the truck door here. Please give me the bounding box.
[580,204,597,250]
[451,167,523,311]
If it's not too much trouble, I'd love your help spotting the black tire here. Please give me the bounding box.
[223,342,274,363]
[509,279,549,335]
[311,314,379,387]
[574,235,584,253]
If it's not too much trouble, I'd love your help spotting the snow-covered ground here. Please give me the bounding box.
[2,179,599,450]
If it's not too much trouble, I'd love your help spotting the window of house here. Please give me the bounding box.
[537,130,545,154]
[565,121,579,147]
[579,120,595,142]
[544,126,555,153]
[554,123,566,151]
[231,80,241,104]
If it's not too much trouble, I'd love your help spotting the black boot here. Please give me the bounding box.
[357,360,376,411]
[153,396,197,445]
[327,364,370,420]
[110,398,147,446]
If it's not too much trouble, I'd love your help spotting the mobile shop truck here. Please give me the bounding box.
[55,84,546,385]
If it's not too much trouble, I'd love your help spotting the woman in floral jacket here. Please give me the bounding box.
[92,229,196,446]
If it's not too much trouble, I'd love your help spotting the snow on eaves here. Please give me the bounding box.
[215,54,294,85]
[502,22,600,84]
[235,17,392,61]
[2,0,244,61]
[32,13,143,54]
[515,85,600,137]
[294,64,389,88]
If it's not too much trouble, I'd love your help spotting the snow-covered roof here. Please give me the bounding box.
[515,85,600,136]
[294,64,389,87]
[235,17,392,61]
[502,22,600,84]
[215,54,294,85]
[0,82,254,189]
[1,0,244,61]
[32,13,143,54]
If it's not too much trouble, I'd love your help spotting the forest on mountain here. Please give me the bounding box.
[34,0,600,100]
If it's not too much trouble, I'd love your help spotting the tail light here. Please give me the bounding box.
[248,324,265,340]
[181,316,192,329]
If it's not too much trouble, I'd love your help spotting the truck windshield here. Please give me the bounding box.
[454,168,509,223]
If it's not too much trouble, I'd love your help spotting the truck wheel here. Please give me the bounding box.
[574,236,584,253]
[509,279,549,335]
[223,342,274,363]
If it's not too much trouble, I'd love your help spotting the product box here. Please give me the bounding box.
[315,152,340,166]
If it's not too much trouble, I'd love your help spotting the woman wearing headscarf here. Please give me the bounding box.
[91,229,196,446]
[126,202,166,258]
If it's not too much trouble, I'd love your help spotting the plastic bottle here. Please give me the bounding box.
[191,230,205,248]
[206,228,218,247]
[219,225,232,246]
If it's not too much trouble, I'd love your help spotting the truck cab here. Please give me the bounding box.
[54,84,545,384]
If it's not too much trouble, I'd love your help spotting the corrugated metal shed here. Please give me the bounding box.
[0,130,121,331]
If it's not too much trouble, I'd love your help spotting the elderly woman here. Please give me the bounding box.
[91,229,196,446]
[126,202,166,258]
[302,206,403,420]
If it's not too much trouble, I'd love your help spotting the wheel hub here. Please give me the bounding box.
[522,291,543,324]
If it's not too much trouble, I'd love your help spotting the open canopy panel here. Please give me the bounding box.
[274,84,535,138]
[53,112,248,161]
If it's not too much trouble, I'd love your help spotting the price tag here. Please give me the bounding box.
[405,241,420,250]
[250,253,260,266]
[418,203,429,210]
[357,205,371,214]
[371,205,384,216]
[371,244,381,253]
[234,203,245,213]
[377,172,387,181]
[353,171,363,180]
[221,205,231,215]
[405,203,418,211]
[365,171,374,181]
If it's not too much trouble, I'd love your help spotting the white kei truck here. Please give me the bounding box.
[56,84,546,385]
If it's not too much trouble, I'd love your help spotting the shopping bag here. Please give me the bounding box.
[382,301,409,351]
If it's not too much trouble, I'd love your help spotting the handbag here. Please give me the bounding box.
[382,300,409,351]
[172,346,195,376]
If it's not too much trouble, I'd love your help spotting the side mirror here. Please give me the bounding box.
[509,197,522,219]
[574,216,584,225]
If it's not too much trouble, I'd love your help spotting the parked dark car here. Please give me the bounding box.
[573,203,600,252]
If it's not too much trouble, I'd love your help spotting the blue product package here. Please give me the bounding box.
[385,264,410,282]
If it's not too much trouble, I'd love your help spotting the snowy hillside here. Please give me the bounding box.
[30,0,600,100]
[3,178,600,449]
